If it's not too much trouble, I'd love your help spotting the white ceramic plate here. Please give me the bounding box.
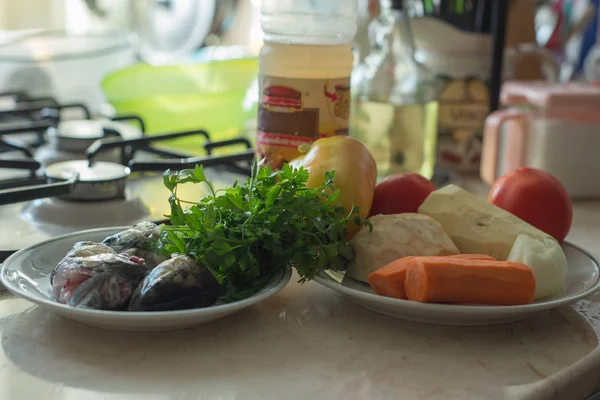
[0,227,292,332]
[314,242,600,326]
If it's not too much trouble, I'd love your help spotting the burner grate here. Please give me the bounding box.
[0,101,89,121]
[0,93,257,260]
[86,129,255,176]
[0,116,256,205]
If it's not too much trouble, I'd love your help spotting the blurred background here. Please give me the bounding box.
[0,0,598,164]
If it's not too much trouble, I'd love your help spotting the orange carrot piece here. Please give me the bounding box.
[404,258,536,305]
[367,254,497,299]
[443,254,497,261]
[367,257,416,299]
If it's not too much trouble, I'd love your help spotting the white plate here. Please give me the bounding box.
[0,227,292,332]
[314,242,600,326]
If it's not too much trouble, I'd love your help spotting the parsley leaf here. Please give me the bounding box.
[149,159,367,301]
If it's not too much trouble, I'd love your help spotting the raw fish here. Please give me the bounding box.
[101,222,160,253]
[129,255,220,312]
[51,252,150,307]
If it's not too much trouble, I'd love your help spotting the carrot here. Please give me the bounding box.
[443,254,497,261]
[404,258,536,305]
[368,254,496,299]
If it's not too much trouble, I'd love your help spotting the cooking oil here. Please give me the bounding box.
[351,100,438,179]
[256,1,357,169]
[351,0,441,179]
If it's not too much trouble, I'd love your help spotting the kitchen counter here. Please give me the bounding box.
[1,178,600,400]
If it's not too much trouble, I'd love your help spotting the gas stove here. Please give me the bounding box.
[0,93,254,261]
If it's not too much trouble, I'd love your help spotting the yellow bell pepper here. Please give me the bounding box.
[289,136,377,237]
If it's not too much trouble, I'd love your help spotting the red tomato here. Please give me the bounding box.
[488,167,572,242]
[369,173,436,216]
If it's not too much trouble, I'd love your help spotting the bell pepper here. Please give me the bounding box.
[289,136,377,237]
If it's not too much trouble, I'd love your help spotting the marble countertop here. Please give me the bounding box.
[2,178,600,400]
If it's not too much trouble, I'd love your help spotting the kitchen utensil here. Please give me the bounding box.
[535,0,559,47]
[577,0,599,75]
[475,0,493,33]
[584,2,600,81]
[413,0,479,33]
[409,16,558,174]
[558,2,597,82]
[0,226,292,332]
[0,30,135,114]
[505,0,546,81]
[100,57,258,153]
[411,17,559,81]
[481,81,600,199]
[489,0,508,112]
[131,0,239,65]
[314,241,600,326]
[565,3,596,44]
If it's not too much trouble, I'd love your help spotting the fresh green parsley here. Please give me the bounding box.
[147,160,367,302]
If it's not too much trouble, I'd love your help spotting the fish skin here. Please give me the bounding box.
[101,222,160,253]
[68,269,148,310]
[122,248,169,269]
[51,252,150,306]
[50,242,116,285]
[128,255,220,312]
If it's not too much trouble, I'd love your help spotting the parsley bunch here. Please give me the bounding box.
[149,160,365,301]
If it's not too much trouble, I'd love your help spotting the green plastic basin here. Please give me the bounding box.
[101,57,259,153]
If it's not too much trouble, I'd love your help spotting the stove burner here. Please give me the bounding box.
[21,195,150,231]
[0,122,256,207]
[0,101,148,168]
[54,119,106,139]
[46,160,129,182]
[0,100,256,259]
[44,160,130,201]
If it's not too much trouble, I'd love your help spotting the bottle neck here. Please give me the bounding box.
[387,8,416,58]
[359,5,439,104]
[392,9,417,57]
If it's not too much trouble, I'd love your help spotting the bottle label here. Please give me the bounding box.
[438,77,489,172]
[435,77,490,172]
[256,74,351,169]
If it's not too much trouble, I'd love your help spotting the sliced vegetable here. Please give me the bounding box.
[404,258,536,305]
[346,213,459,283]
[289,135,377,237]
[443,254,497,261]
[368,254,496,299]
[418,184,554,261]
[507,234,568,299]
[489,167,572,242]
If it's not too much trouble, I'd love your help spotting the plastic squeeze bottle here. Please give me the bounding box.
[256,0,358,169]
